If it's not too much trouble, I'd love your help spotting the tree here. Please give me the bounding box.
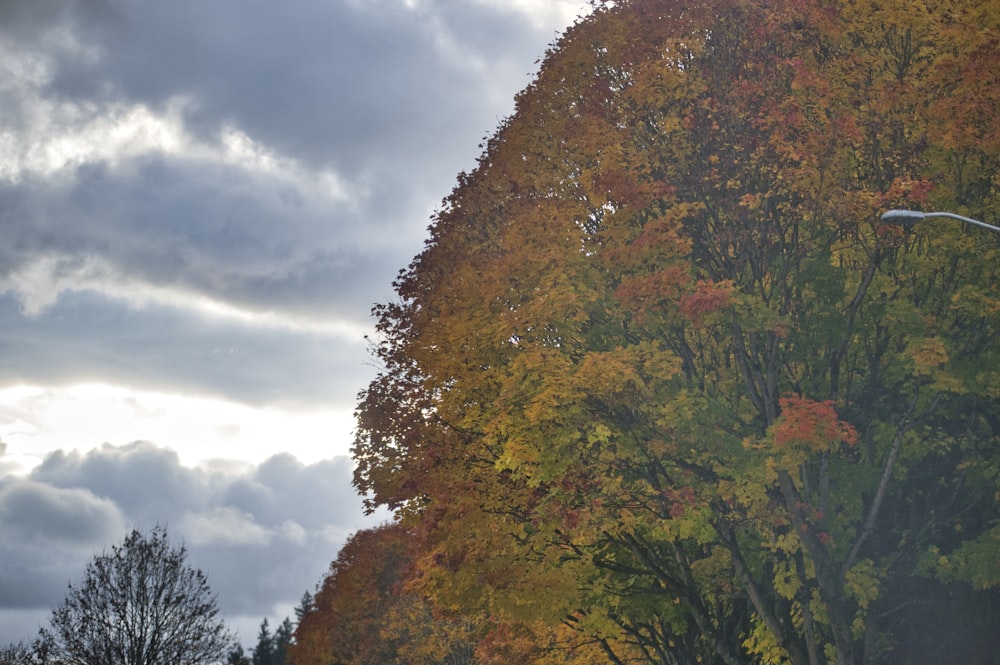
[274,618,294,665]
[293,591,314,625]
[289,525,406,665]
[0,642,34,665]
[250,615,294,665]
[354,0,1000,664]
[227,644,251,665]
[288,523,479,665]
[251,619,275,665]
[39,526,234,665]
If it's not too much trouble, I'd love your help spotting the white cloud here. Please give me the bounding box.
[179,507,273,547]
[26,102,185,176]
[0,385,359,474]
[0,84,354,199]
[278,520,308,546]
[1,255,116,317]
[0,81,185,179]
[476,0,590,29]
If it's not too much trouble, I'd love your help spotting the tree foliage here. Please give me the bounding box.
[39,526,234,665]
[353,0,1000,664]
[290,523,615,665]
[247,611,296,665]
[252,619,279,665]
[288,523,478,665]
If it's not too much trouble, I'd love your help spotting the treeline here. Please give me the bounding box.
[291,0,1000,664]
[230,593,313,665]
[0,529,316,665]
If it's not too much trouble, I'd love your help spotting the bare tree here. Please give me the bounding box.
[0,641,35,665]
[39,526,234,665]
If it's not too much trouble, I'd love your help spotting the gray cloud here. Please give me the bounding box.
[0,291,372,408]
[0,442,384,642]
[0,0,548,211]
[0,154,410,324]
[0,479,127,608]
[16,0,540,168]
[30,442,205,523]
[0,0,579,408]
[0,479,126,543]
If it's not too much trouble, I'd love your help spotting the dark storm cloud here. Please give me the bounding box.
[0,441,383,626]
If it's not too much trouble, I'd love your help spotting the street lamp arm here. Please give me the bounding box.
[880,209,1000,234]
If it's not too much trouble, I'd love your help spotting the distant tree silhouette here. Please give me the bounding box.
[0,642,34,665]
[274,618,294,665]
[251,619,275,665]
[250,615,295,665]
[39,526,234,665]
[226,644,251,665]
[293,591,314,624]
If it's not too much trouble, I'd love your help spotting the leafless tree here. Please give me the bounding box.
[39,526,234,665]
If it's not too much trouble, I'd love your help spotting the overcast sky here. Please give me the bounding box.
[0,0,590,647]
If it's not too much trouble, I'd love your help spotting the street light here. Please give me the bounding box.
[880,209,1000,234]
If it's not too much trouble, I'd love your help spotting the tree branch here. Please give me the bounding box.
[842,393,936,574]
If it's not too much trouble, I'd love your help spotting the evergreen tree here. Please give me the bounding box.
[274,618,294,665]
[293,591,314,625]
[251,619,274,665]
[225,644,250,665]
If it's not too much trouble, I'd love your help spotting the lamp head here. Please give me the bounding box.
[879,209,926,226]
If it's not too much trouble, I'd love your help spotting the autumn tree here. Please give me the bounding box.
[38,526,234,665]
[354,0,1000,665]
[356,0,1000,662]
[288,523,478,665]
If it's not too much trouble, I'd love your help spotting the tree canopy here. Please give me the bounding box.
[352,0,1000,663]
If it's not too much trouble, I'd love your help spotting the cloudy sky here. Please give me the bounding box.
[0,0,589,647]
